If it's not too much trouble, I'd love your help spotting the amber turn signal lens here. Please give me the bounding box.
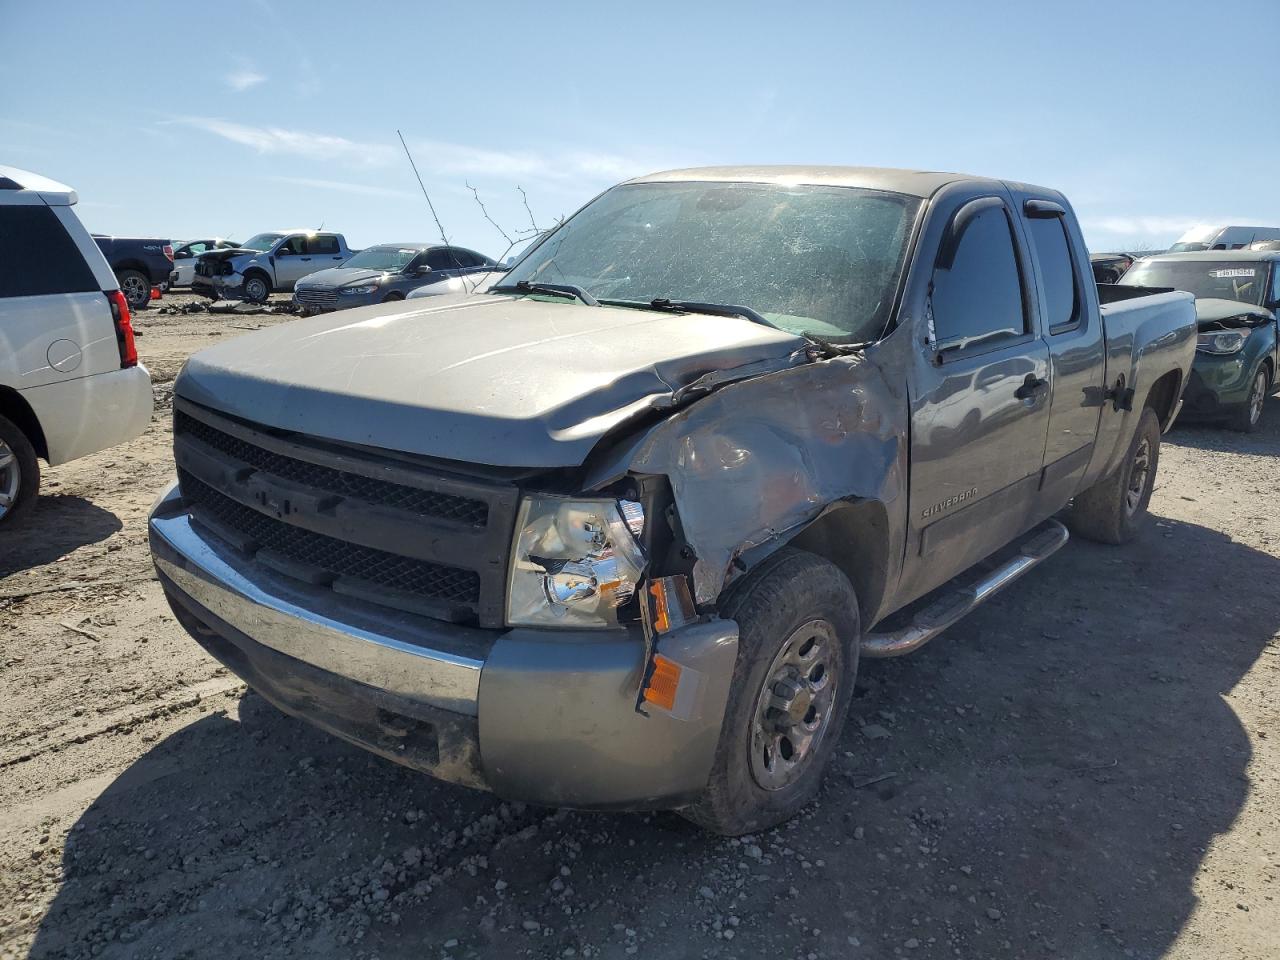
[643,655,682,711]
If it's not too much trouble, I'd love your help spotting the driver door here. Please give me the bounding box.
[897,193,1052,604]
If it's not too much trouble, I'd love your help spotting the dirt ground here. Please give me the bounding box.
[1,292,1277,960]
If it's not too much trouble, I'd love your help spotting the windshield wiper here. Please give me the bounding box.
[495,280,599,306]
[642,298,773,328]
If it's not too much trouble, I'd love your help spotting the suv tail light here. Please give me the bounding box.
[107,290,138,368]
[163,244,174,262]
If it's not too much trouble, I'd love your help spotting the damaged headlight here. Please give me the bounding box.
[1196,330,1250,355]
[340,283,379,295]
[506,497,646,628]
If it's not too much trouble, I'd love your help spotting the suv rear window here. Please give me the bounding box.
[0,205,99,298]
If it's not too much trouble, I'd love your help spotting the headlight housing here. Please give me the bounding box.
[1196,330,1250,355]
[507,496,646,628]
[340,283,379,295]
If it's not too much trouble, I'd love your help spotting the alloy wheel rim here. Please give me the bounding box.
[1125,437,1151,515]
[749,619,839,792]
[1249,373,1265,425]
[0,440,20,519]
[121,275,148,305]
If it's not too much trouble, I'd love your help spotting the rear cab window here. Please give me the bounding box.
[306,235,341,255]
[0,204,99,298]
[1024,215,1082,334]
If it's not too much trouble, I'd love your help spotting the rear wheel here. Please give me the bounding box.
[117,269,150,310]
[682,549,859,836]
[1068,406,1161,544]
[1229,366,1270,433]
[0,414,39,526]
[242,272,271,304]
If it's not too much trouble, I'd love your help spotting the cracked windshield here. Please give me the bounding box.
[503,181,921,340]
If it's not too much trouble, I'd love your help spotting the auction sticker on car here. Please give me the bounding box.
[1210,268,1256,278]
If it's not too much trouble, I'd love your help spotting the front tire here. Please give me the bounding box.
[1229,366,1270,433]
[242,273,271,304]
[117,269,150,311]
[682,549,860,836]
[1068,406,1162,544]
[380,291,406,303]
[0,414,40,526]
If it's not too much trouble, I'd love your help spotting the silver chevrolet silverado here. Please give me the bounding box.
[150,166,1196,834]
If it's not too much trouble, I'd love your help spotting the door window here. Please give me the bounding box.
[276,236,303,255]
[425,249,462,270]
[0,206,98,298]
[930,203,1026,353]
[306,234,340,255]
[1025,216,1081,334]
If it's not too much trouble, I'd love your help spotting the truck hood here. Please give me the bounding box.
[197,247,261,263]
[294,267,387,288]
[176,294,806,467]
[1194,298,1276,329]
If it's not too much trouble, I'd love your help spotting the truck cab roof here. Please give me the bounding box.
[627,165,1052,201]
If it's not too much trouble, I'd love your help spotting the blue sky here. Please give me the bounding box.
[3,0,1277,256]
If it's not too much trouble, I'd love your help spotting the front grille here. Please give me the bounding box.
[295,286,338,307]
[175,411,488,526]
[172,400,519,625]
[180,471,481,605]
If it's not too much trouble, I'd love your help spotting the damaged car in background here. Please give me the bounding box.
[1121,251,1278,431]
[293,243,500,315]
[191,230,356,304]
[149,166,1195,835]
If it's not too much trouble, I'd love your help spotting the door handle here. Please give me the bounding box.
[300,257,311,261]
[1014,373,1048,400]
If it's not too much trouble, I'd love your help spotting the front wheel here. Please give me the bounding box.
[1229,366,1270,433]
[1068,406,1162,544]
[682,549,859,836]
[380,291,405,304]
[242,273,271,304]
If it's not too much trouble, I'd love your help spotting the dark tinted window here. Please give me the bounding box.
[0,205,98,299]
[425,249,462,270]
[306,234,340,255]
[277,236,303,255]
[1026,217,1080,332]
[931,204,1025,351]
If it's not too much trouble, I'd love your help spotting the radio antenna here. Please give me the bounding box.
[397,129,450,246]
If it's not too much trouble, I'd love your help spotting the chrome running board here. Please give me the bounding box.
[861,519,1069,658]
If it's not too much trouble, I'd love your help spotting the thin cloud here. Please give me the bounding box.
[268,176,413,199]
[225,68,267,92]
[171,117,396,166]
[407,138,672,187]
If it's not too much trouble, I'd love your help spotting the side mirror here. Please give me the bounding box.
[415,264,433,275]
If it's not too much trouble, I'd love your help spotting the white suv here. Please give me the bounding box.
[0,166,153,525]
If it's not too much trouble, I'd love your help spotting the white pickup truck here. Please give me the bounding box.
[0,166,153,524]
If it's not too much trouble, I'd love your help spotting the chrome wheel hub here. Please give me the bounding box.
[1125,436,1151,516]
[750,619,839,792]
[0,440,20,519]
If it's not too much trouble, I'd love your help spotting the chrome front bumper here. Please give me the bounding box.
[149,481,739,809]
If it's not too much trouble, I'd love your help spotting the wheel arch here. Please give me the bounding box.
[783,498,892,630]
[0,386,49,461]
[1143,368,1183,431]
[112,258,150,279]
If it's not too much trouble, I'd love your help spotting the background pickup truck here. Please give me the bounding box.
[149,166,1196,836]
[191,230,355,304]
[92,234,173,309]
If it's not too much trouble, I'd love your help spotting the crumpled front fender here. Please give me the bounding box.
[619,346,909,607]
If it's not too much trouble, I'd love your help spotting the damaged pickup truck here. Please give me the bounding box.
[149,167,1196,835]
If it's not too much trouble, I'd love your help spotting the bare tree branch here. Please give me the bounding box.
[517,184,542,235]
[466,180,515,247]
